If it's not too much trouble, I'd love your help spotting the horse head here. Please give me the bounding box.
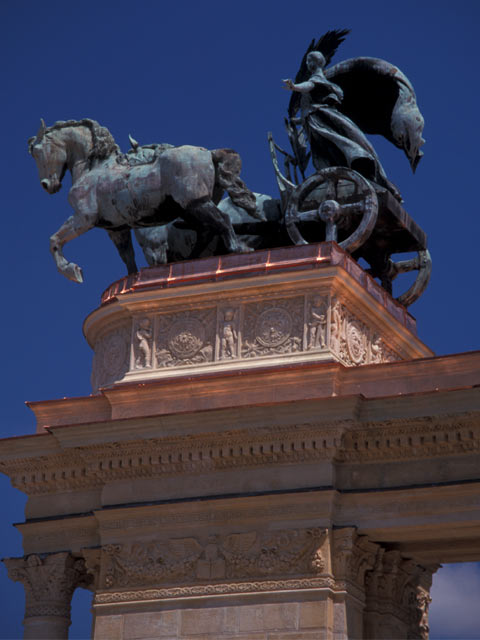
[29,119,67,194]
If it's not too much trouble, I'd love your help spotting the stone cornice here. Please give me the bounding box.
[1,410,479,496]
[338,413,480,462]
[0,422,344,494]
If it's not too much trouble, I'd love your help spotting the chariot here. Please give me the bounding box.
[229,133,431,308]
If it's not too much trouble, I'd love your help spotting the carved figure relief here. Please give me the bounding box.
[134,317,153,368]
[242,299,303,358]
[155,310,214,368]
[370,334,383,363]
[90,293,403,390]
[415,588,432,640]
[218,308,239,360]
[330,299,344,356]
[370,333,399,364]
[307,296,328,350]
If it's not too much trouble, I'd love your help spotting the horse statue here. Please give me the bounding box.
[28,118,262,283]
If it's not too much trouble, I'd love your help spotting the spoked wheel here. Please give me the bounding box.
[285,167,378,253]
[387,250,432,307]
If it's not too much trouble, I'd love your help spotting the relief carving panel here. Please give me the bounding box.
[101,527,327,589]
[330,299,401,366]
[155,309,215,368]
[91,323,131,391]
[90,288,406,391]
[242,298,303,358]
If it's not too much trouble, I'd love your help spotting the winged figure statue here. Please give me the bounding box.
[282,29,425,200]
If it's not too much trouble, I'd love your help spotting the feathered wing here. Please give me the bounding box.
[288,29,350,118]
[325,57,425,171]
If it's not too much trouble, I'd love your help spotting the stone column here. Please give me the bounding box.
[4,552,91,640]
[363,549,439,639]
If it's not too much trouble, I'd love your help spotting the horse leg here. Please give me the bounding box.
[190,228,217,258]
[184,197,250,254]
[134,227,168,266]
[107,228,138,274]
[50,215,94,283]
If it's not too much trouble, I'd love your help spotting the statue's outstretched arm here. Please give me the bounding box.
[283,79,314,93]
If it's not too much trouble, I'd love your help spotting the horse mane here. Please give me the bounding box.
[45,119,119,166]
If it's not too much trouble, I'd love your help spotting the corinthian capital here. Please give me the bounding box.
[4,552,91,619]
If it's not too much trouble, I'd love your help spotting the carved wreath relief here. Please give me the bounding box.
[92,294,401,390]
[155,309,215,368]
[329,299,399,366]
[242,298,303,358]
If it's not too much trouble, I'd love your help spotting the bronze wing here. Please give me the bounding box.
[325,57,425,172]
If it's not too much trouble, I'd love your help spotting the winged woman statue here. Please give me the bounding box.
[282,30,425,200]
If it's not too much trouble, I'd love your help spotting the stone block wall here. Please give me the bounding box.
[94,600,337,640]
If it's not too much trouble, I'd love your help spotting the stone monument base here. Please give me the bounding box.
[86,242,431,392]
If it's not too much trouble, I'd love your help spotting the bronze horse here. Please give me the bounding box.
[29,119,260,282]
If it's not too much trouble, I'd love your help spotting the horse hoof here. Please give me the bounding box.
[237,243,254,254]
[63,262,84,284]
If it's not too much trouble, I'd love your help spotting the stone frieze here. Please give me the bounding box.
[90,291,405,391]
[100,527,328,590]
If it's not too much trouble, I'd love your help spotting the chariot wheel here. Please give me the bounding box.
[388,249,432,307]
[285,167,378,253]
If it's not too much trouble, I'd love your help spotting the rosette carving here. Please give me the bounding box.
[155,309,214,368]
[242,298,303,358]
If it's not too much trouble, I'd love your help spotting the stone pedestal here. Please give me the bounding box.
[86,243,430,392]
[1,244,480,639]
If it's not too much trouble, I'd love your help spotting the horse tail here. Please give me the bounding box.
[211,149,263,220]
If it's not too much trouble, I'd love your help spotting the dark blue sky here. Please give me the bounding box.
[1,1,479,637]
